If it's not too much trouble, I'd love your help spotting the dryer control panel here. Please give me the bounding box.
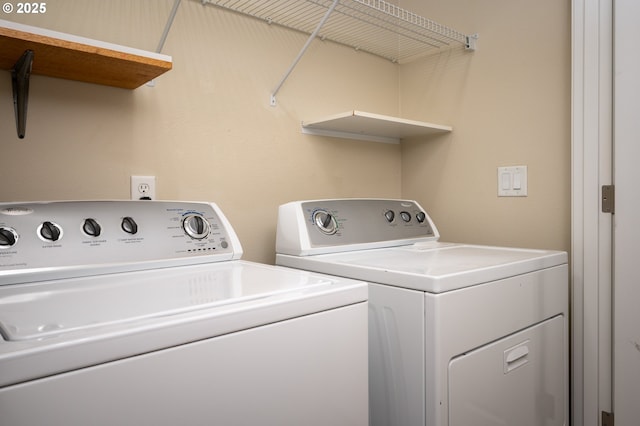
[276,199,439,256]
[0,201,243,285]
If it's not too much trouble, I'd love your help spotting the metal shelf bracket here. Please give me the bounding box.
[147,0,182,87]
[270,0,339,106]
[465,34,479,51]
[202,0,476,105]
[11,49,34,139]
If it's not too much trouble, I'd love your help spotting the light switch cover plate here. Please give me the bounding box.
[497,166,528,197]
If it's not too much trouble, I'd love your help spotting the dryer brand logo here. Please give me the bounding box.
[1,207,33,216]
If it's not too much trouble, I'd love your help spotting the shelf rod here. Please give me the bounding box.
[11,49,34,139]
[156,0,181,54]
[270,0,339,106]
[147,0,181,87]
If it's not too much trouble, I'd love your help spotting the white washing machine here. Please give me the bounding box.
[276,198,568,426]
[0,200,368,426]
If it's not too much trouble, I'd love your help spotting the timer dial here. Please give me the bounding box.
[313,210,338,235]
[183,214,210,240]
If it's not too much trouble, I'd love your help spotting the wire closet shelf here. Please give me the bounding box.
[201,0,477,63]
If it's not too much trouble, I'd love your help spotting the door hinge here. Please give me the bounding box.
[602,185,615,214]
[602,411,614,426]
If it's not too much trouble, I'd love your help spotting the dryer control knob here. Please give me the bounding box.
[313,210,338,235]
[183,214,210,240]
[0,227,18,248]
[416,212,426,223]
[400,211,412,222]
[384,210,395,223]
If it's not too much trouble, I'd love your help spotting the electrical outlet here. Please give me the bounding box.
[131,176,156,200]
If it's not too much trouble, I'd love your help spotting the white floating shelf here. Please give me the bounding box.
[301,110,452,143]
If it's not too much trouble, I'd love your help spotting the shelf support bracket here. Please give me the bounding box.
[147,0,181,87]
[156,0,181,54]
[465,34,479,51]
[11,49,34,139]
[270,0,339,106]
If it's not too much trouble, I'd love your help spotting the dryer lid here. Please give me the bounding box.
[278,242,568,293]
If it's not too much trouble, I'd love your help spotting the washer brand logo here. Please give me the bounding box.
[1,207,33,216]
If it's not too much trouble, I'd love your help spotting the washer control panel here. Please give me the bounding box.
[0,201,242,285]
[300,199,438,248]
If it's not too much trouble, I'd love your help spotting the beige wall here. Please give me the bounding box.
[0,0,401,264]
[0,0,571,263]
[400,0,571,252]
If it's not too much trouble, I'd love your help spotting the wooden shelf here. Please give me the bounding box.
[0,19,172,89]
[301,110,452,144]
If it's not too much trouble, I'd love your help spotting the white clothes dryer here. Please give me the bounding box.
[276,198,568,426]
[0,200,368,426]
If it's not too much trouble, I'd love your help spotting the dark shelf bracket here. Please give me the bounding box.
[11,50,34,139]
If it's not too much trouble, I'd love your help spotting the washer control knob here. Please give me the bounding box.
[83,218,101,237]
[384,210,395,223]
[416,212,426,223]
[40,221,62,242]
[183,214,210,240]
[400,211,412,222]
[313,210,338,235]
[0,227,18,248]
[121,217,138,235]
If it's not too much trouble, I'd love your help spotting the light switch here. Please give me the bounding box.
[513,172,521,190]
[498,166,528,197]
[501,172,511,190]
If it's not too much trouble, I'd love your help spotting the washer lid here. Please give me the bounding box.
[277,242,568,293]
[0,260,366,388]
[0,260,363,342]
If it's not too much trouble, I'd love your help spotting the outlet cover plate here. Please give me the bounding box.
[131,175,156,200]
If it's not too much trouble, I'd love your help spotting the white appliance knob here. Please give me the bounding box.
[0,227,18,248]
[183,214,210,240]
[313,210,338,235]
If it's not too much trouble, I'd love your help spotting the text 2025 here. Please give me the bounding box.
[17,2,46,13]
